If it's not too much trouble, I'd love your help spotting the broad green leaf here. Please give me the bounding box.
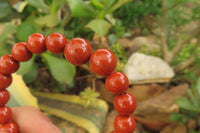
[7,74,39,108]
[103,0,116,11]
[17,56,35,75]
[16,23,36,42]
[169,113,188,124]
[106,0,132,14]
[35,14,59,27]
[27,0,48,9]
[23,63,38,84]
[0,23,16,42]
[175,97,199,112]
[13,1,28,13]
[42,53,76,84]
[0,1,11,19]
[68,0,96,18]
[195,77,200,97]
[50,0,67,14]
[86,19,111,37]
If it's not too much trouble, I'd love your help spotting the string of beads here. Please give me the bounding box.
[0,32,137,133]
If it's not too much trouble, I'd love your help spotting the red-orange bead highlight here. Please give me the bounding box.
[0,122,19,133]
[0,106,12,124]
[0,55,19,74]
[89,49,117,76]
[0,73,12,90]
[11,42,32,62]
[64,38,92,65]
[46,33,67,54]
[27,33,46,54]
[106,71,129,95]
[0,90,10,107]
[114,92,137,115]
[114,115,136,133]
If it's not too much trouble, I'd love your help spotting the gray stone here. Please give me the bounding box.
[124,52,175,84]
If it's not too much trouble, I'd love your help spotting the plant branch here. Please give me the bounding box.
[173,56,195,73]
[165,3,179,11]
[160,0,170,62]
[172,25,200,56]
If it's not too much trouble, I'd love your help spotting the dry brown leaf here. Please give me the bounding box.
[127,84,163,102]
[135,84,188,115]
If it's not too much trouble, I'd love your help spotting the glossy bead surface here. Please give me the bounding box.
[46,32,67,54]
[89,49,117,76]
[0,106,12,124]
[106,71,129,95]
[0,90,10,107]
[114,93,137,115]
[64,38,92,65]
[114,115,136,133]
[0,122,19,133]
[0,55,19,74]
[11,42,32,62]
[0,73,12,90]
[27,33,46,54]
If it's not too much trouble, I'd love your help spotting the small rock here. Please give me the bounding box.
[124,52,175,84]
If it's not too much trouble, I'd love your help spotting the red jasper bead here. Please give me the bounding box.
[114,115,136,133]
[11,42,32,62]
[46,33,67,54]
[106,71,129,95]
[0,122,19,133]
[64,38,92,65]
[0,106,12,124]
[114,93,137,115]
[27,33,46,54]
[0,55,19,74]
[0,73,12,90]
[0,90,10,107]
[89,49,117,76]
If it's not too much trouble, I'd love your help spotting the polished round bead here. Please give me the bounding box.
[0,106,12,124]
[0,122,19,133]
[114,115,136,133]
[11,42,32,62]
[0,55,19,74]
[46,32,67,54]
[0,73,12,90]
[0,90,10,107]
[114,93,137,115]
[64,38,92,65]
[89,49,117,76]
[106,71,129,95]
[27,33,46,54]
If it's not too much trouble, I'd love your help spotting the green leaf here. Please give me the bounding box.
[0,1,11,19]
[0,23,16,42]
[16,23,36,42]
[68,0,96,18]
[17,56,35,75]
[23,63,38,84]
[195,77,200,97]
[175,97,199,112]
[13,1,28,13]
[42,53,76,84]
[187,89,199,108]
[169,113,188,124]
[50,0,67,14]
[103,0,116,11]
[106,0,132,14]
[86,19,111,37]
[27,0,48,9]
[35,14,59,27]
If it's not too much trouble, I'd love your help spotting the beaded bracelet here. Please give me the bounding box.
[0,32,137,133]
